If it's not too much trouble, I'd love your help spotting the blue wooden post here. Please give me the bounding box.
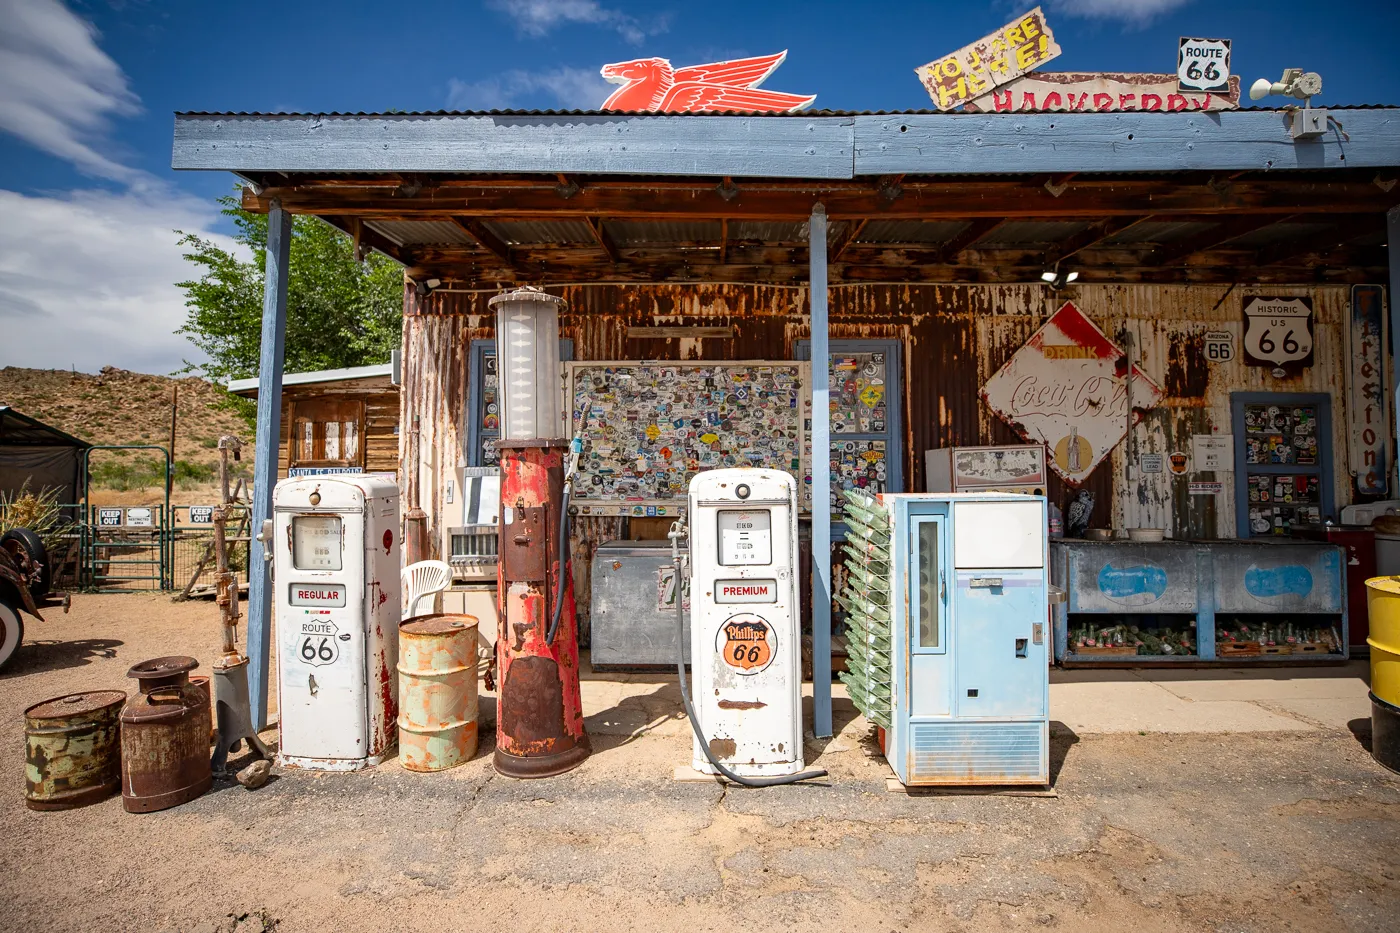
[248,201,292,730]
[1391,207,1400,495]
[809,204,833,738]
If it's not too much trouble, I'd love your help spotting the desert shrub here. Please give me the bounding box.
[0,481,76,553]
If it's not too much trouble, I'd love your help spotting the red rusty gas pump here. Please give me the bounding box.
[489,287,590,778]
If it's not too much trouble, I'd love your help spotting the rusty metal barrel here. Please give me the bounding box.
[120,656,213,812]
[24,690,126,810]
[398,614,479,772]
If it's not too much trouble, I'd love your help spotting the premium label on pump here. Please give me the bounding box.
[715,579,778,603]
[718,613,777,674]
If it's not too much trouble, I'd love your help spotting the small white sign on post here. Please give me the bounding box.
[1191,435,1234,472]
[1178,37,1231,94]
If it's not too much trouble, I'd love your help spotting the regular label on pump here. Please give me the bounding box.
[717,510,771,565]
[289,583,347,607]
[718,613,777,674]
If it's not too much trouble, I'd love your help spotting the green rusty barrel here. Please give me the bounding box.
[398,614,479,772]
[25,690,126,810]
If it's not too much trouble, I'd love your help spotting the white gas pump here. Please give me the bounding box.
[272,475,401,771]
[670,469,825,785]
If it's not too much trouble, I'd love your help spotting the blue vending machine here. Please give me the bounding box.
[841,492,1050,787]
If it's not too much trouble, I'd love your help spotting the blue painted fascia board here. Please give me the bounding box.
[852,109,1400,175]
[172,113,857,179]
[172,108,1400,179]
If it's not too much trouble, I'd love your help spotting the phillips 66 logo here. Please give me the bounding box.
[1242,296,1314,373]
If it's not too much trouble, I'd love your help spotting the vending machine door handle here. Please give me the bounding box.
[940,570,946,603]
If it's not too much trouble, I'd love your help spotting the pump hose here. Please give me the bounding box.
[670,532,827,788]
[545,481,571,646]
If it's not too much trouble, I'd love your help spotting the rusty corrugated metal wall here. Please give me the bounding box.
[403,281,1376,631]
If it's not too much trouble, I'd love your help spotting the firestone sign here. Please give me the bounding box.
[981,302,1164,486]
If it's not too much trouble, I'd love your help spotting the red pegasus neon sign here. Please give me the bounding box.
[600,50,816,113]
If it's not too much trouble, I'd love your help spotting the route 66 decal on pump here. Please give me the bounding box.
[1242,296,1314,376]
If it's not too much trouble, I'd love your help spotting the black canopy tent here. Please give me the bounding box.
[0,406,90,509]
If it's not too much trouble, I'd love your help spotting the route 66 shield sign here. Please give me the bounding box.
[1242,296,1313,373]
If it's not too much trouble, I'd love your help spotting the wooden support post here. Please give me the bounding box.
[809,203,833,739]
[247,201,291,731]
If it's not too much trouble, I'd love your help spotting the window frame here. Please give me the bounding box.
[289,397,367,469]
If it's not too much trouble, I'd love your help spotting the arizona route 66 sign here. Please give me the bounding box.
[1242,296,1313,374]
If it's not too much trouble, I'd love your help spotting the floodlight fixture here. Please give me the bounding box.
[1249,69,1328,139]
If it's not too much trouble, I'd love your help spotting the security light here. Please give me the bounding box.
[1249,68,1323,102]
[1249,69,1328,139]
[1041,266,1078,290]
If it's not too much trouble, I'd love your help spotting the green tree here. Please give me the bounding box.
[176,194,403,391]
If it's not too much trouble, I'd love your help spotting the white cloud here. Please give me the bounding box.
[1050,0,1193,25]
[0,188,244,374]
[0,0,142,182]
[447,66,613,111]
[485,0,666,45]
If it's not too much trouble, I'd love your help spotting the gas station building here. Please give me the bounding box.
[171,106,1400,736]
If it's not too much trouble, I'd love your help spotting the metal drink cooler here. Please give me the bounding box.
[866,493,1050,787]
[1051,539,1347,663]
[273,475,401,771]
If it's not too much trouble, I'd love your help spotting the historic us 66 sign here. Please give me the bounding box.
[1242,296,1314,374]
[1178,37,1231,94]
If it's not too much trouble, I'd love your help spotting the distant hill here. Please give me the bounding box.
[0,367,252,492]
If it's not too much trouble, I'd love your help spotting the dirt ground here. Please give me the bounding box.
[1,595,1397,933]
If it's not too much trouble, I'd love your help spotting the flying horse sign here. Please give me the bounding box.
[600,51,816,113]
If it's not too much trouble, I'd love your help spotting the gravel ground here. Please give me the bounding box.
[1,594,1397,933]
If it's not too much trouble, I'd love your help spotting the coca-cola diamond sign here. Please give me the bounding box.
[980,301,1163,486]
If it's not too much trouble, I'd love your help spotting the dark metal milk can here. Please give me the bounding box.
[120,656,213,812]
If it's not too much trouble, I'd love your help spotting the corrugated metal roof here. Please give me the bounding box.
[859,220,967,244]
[485,219,595,246]
[366,220,474,246]
[176,105,1399,117]
[1227,221,1336,249]
[1102,220,1219,245]
[979,220,1094,246]
[609,220,721,246]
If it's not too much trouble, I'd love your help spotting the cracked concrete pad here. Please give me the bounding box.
[1051,678,1316,733]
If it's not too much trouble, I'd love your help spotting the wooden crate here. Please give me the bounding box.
[1218,642,1262,658]
[1259,645,1294,657]
[1293,643,1334,656]
[1071,645,1140,657]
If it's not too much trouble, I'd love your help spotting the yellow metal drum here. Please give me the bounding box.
[398,614,479,772]
[1363,577,1400,773]
[1365,576,1400,707]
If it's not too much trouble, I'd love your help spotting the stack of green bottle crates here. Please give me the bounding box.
[837,489,893,729]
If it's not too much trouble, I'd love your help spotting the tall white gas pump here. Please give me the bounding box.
[675,469,824,785]
[272,475,401,771]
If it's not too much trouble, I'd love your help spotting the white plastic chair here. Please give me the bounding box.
[402,560,452,618]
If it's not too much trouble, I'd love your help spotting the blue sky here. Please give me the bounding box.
[2,0,1399,374]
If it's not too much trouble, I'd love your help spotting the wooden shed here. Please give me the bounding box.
[228,363,399,479]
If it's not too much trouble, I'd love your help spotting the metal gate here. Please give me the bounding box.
[80,446,173,593]
[86,503,170,591]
